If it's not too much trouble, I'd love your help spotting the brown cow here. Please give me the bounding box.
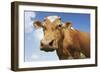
[33,16,90,60]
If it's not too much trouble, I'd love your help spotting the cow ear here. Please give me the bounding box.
[64,22,72,29]
[33,20,43,29]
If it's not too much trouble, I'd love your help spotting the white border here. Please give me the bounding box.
[18,5,96,68]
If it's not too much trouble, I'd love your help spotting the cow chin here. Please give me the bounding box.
[40,46,56,52]
[40,48,55,52]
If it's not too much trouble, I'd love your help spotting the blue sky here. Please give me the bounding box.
[24,11,90,62]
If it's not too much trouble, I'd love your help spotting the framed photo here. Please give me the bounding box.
[11,1,97,71]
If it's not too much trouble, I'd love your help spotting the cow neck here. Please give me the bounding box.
[56,29,64,55]
[59,28,64,40]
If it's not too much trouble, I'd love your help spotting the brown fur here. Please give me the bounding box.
[57,29,90,59]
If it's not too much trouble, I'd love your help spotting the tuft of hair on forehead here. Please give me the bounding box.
[45,15,60,22]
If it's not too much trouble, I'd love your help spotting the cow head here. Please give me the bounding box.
[33,16,72,52]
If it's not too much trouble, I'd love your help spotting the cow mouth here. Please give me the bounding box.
[40,46,56,52]
[40,48,55,52]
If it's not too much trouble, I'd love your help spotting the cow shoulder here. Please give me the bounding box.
[63,29,81,48]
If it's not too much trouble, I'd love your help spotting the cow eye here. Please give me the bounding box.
[59,17,61,20]
[56,25,62,29]
[43,27,46,31]
[58,25,62,27]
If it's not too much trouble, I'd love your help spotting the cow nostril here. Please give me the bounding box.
[41,42,44,46]
[49,40,54,46]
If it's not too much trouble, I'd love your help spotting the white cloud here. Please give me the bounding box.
[24,11,44,40]
[34,28,44,40]
[47,15,59,22]
[31,54,39,60]
[25,11,36,33]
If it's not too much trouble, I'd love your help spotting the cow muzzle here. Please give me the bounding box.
[40,40,56,52]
